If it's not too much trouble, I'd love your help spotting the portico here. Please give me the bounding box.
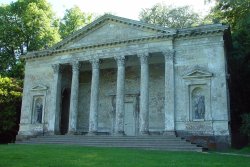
[50,49,175,136]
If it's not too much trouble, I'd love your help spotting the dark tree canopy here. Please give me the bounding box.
[139,3,200,28]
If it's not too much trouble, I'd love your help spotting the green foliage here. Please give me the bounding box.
[0,0,61,78]
[139,3,201,28]
[59,6,93,39]
[0,76,22,103]
[207,0,250,30]
[0,76,22,135]
[241,114,250,137]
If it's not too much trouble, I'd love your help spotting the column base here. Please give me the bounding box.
[87,131,98,136]
[163,131,176,136]
[140,131,149,136]
[67,131,76,135]
[16,135,32,141]
[114,131,125,136]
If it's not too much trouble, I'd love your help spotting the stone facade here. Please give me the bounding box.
[17,14,231,149]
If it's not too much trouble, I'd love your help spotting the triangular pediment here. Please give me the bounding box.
[183,68,213,79]
[31,84,48,91]
[51,14,175,50]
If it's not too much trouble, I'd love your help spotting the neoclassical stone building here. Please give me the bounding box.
[17,14,231,148]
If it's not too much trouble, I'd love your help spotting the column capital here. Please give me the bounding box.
[137,52,149,64]
[71,61,81,72]
[52,64,63,73]
[89,58,99,69]
[163,50,175,61]
[115,55,125,67]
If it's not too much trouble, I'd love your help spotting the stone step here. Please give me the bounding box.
[36,136,184,141]
[16,143,202,152]
[38,135,180,139]
[30,138,184,141]
[28,140,191,145]
[28,140,190,145]
[16,135,203,152]
[21,141,194,147]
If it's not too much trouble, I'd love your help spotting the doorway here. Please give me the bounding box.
[60,88,70,135]
[124,100,138,136]
[124,102,135,136]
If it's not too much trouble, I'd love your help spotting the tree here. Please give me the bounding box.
[0,0,61,78]
[241,114,250,137]
[0,76,22,143]
[205,0,250,29]
[59,6,93,39]
[206,0,250,145]
[139,3,200,28]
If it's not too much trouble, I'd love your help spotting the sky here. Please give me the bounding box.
[1,0,215,20]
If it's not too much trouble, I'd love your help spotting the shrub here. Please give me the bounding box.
[0,76,22,142]
[241,113,250,137]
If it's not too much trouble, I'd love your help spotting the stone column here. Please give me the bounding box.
[163,50,176,136]
[138,52,149,135]
[68,61,80,134]
[50,64,62,134]
[115,55,125,135]
[88,58,100,135]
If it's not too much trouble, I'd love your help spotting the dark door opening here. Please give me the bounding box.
[60,88,71,135]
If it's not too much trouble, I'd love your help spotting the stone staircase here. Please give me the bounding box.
[16,135,203,152]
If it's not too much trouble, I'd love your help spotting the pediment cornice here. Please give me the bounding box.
[183,66,213,79]
[21,14,229,60]
[51,14,176,50]
[31,84,48,91]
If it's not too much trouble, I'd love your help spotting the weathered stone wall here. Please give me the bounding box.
[19,57,54,136]
[174,34,230,148]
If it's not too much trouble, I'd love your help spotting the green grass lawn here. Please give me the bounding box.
[0,144,249,167]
